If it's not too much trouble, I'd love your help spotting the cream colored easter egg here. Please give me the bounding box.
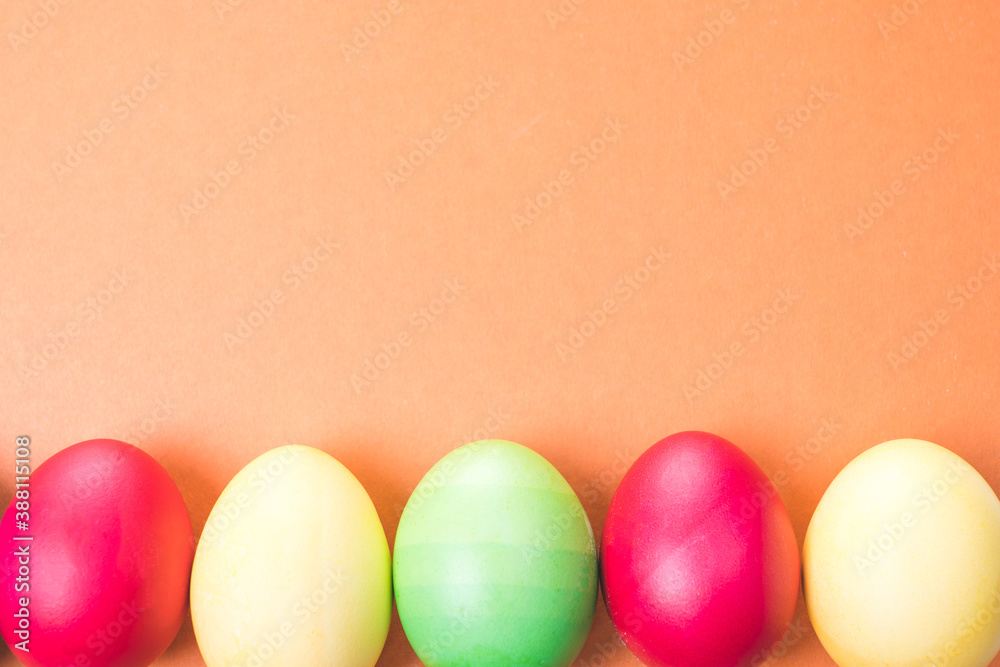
[191,445,391,667]
[804,439,1000,667]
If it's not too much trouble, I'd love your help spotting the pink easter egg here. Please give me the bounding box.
[0,439,194,667]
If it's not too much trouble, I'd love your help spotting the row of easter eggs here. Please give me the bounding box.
[1,433,999,667]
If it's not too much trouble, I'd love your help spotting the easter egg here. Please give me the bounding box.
[601,431,800,667]
[804,439,1000,667]
[0,439,194,667]
[190,445,391,667]
[393,440,598,666]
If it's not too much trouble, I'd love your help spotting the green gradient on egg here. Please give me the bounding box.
[394,440,598,667]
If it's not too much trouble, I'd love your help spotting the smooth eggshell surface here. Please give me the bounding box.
[190,445,391,667]
[601,431,801,667]
[804,439,1000,667]
[393,440,598,667]
[0,439,195,667]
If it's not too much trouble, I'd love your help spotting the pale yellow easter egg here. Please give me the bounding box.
[804,439,1000,667]
[191,445,391,667]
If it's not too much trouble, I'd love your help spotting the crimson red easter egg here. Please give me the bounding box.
[601,431,800,667]
[0,439,195,667]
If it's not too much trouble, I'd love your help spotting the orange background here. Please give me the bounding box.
[2,0,999,665]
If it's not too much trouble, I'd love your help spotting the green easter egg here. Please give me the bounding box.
[393,440,598,667]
